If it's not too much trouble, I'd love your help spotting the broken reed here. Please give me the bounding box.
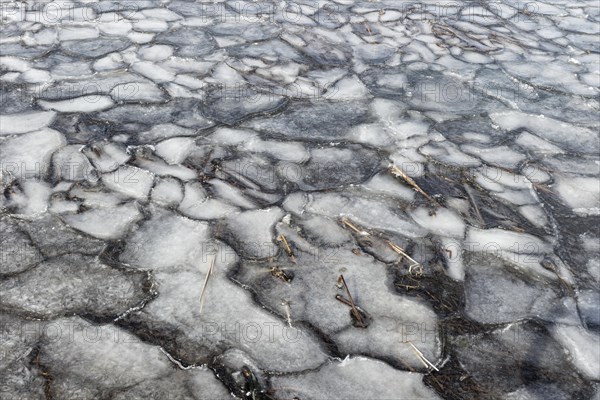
[340,216,424,277]
[199,254,216,316]
[389,165,441,207]
[337,274,366,328]
[277,234,297,263]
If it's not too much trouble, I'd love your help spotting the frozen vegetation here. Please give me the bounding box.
[0,0,599,399]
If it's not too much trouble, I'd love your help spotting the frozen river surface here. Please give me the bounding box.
[1,1,599,399]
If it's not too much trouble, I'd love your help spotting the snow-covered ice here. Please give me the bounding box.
[1,0,599,398]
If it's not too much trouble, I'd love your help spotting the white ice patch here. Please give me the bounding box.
[466,227,552,255]
[93,52,124,71]
[409,207,466,238]
[0,56,31,72]
[440,237,465,281]
[151,177,183,207]
[49,198,79,214]
[0,111,56,135]
[224,207,284,259]
[519,204,548,227]
[134,158,197,181]
[69,187,127,208]
[58,26,99,41]
[98,20,133,37]
[83,143,130,173]
[179,182,239,220]
[139,44,174,61]
[133,19,169,33]
[0,128,66,180]
[347,124,394,147]
[362,173,416,201]
[52,145,95,182]
[328,75,371,100]
[155,137,195,165]
[208,128,256,146]
[19,69,52,84]
[476,166,534,191]
[128,31,155,44]
[520,165,551,184]
[515,131,564,155]
[553,175,600,216]
[462,145,527,169]
[39,96,115,113]
[121,209,209,270]
[102,166,155,199]
[132,61,176,83]
[146,264,329,372]
[209,179,256,209]
[61,203,142,240]
[271,357,441,399]
[420,142,481,167]
[10,180,52,215]
[111,82,165,103]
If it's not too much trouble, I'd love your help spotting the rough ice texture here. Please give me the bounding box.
[61,203,142,239]
[271,357,441,399]
[0,254,151,319]
[1,0,599,398]
[119,212,329,372]
[0,111,56,135]
[0,217,43,274]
